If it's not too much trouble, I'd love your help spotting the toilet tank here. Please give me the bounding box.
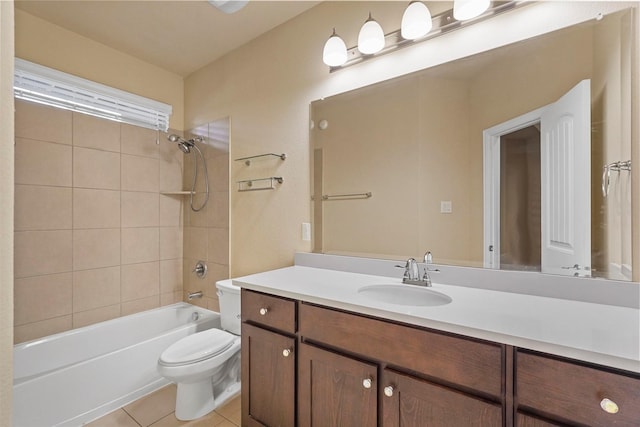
[216,280,241,335]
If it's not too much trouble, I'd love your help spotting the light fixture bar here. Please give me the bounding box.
[329,1,526,72]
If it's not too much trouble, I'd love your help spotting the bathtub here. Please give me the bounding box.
[13,302,219,427]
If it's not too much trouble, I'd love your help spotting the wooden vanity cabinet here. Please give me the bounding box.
[241,290,297,427]
[515,350,640,427]
[298,302,505,427]
[298,342,378,427]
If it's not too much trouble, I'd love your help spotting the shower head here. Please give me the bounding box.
[167,134,202,154]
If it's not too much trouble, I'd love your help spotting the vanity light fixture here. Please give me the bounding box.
[401,1,433,40]
[324,1,523,71]
[357,13,386,55]
[453,0,491,21]
[323,28,348,67]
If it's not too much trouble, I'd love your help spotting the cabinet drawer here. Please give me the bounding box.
[516,351,640,426]
[299,303,504,398]
[242,289,296,334]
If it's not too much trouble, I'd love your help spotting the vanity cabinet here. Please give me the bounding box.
[298,302,505,427]
[298,342,378,426]
[241,289,640,427]
[515,350,640,427]
[241,290,297,427]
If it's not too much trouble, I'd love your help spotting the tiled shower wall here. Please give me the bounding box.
[13,100,185,343]
[181,120,230,312]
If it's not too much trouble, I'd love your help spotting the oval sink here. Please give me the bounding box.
[358,284,452,307]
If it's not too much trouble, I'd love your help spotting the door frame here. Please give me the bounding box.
[482,106,546,269]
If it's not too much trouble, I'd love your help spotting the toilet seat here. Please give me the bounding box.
[159,329,236,366]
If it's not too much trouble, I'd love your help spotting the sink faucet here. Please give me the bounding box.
[397,257,431,287]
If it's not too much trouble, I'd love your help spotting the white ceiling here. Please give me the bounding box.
[15,0,321,77]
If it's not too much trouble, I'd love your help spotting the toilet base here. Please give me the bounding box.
[175,379,241,421]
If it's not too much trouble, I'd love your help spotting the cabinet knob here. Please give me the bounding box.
[384,386,394,397]
[362,378,373,389]
[600,398,619,414]
[282,348,292,357]
[259,307,268,315]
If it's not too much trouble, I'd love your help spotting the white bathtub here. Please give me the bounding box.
[13,302,219,427]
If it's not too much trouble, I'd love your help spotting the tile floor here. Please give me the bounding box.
[86,385,241,427]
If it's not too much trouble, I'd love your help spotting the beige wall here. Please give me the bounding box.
[13,100,185,343]
[15,9,185,131]
[0,1,14,424]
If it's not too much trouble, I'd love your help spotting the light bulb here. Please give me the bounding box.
[358,13,385,55]
[323,29,348,67]
[401,2,432,40]
[453,0,490,21]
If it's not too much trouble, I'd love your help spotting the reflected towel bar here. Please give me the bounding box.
[237,177,284,192]
[235,153,286,166]
[322,192,372,200]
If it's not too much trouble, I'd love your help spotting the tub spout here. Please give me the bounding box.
[188,291,203,300]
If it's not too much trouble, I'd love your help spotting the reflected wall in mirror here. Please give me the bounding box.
[311,8,635,281]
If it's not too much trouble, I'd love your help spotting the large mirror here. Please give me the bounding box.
[311,8,635,281]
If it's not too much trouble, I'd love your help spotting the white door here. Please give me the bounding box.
[540,79,591,276]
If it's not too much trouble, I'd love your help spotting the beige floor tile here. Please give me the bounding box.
[150,410,228,427]
[215,395,241,425]
[86,409,139,427]
[124,385,177,427]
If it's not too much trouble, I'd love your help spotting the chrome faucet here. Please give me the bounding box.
[396,252,438,287]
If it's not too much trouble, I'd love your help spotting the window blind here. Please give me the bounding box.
[14,58,172,131]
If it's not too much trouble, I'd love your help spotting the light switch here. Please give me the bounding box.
[302,222,311,241]
[440,201,452,214]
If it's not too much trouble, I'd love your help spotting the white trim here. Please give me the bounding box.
[482,106,545,269]
[14,58,172,131]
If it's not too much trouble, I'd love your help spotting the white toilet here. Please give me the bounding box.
[157,280,241,421]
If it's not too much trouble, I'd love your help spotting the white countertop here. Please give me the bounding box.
[234,265,640,373]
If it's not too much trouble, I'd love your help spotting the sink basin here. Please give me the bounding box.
[357,284,452,307]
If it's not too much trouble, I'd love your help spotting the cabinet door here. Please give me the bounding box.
[298,343,377,427]
[516,412,566,427]
[381,369,502,427]
[241,323,295,427]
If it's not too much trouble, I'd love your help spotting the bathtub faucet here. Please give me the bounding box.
[188,291,203,300]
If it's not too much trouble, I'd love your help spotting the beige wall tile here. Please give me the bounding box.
[160,227,182,260]
[159,195,183,227]
[73,147,120,190]
[207,191,229,228]
[73,304,121,329]
[208,228,229,265]
[184,227,207,260]
[73,266,121,312]
[208,155,229,192]
[15,138,72,186]
[73,228,120,270]
[204,263,229,295]
[14,273,72,325]
[122,154,159,192]
[14,315,72,344]
[187,201,208,227]
[160,292,183,306]
[121,261,159,302]
[121,191,159,228]
[73,112,121,152]
[122,227,159,264]
[15,185,72,231]
[14,230,72,278]
[121,124,159,158]
[15,100,72,145]
[73,188,121,229]
[160,259,182,294]
[159,144,184,192]
[121,295,159,316]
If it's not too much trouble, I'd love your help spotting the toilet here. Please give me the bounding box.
[157,280,241,421]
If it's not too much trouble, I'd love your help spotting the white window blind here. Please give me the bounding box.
[14,58,172,131]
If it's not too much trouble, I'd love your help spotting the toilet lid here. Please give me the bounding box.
[160,329,236,366]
